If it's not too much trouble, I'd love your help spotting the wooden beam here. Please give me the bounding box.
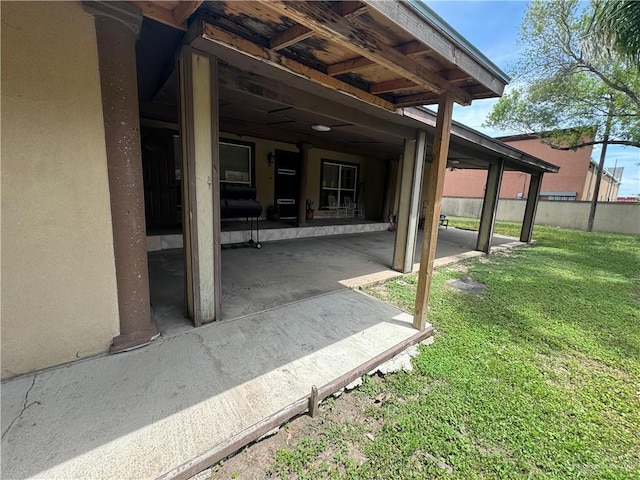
[327,56,377,76]
[270,1,368,51]
[370,78,417,94]
[201,21,396,111]
[395,92,440,107]
[441,69,473,83]
[133,1,186,30]
[413,92,454,330]
[327,40,433,76]
[173,0,203,26]
[254,1,472,105]
[269,24,315,51]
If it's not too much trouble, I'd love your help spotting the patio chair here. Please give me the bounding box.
[343,196,355,219]
[328,195,339,218]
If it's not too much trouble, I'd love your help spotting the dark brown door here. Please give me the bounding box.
[274,150,300,218]
[141,127,182,230]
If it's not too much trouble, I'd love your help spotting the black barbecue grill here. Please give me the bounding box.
[220,184,262,249]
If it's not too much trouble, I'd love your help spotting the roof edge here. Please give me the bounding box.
[406,107,560,173]
[404,1,511,84]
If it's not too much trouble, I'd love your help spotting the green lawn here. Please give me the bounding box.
[268,220,640,479]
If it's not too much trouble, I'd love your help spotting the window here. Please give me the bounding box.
[320,160,358,208]
[219,140,254,185]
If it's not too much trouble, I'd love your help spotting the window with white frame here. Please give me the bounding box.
[219,141,253,184]
[320,160,358,208]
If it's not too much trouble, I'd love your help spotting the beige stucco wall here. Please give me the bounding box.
[1,1,120,378]
[442,197,640,235]
[220,132,387,219]
[582,166,621,201]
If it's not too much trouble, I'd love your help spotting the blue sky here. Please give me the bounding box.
[426,0,640,197]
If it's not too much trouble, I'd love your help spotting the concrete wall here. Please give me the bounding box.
[1,2,120,378]
[220,132,387,219]
[442,197,640,235]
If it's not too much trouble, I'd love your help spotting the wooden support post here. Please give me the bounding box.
[179,47,221,325]
[309,385,319,418]
[297,143,311,227]
[392,131,426,273]
[413,92,454,330]
[476,160,504,253]
[520,172,543,243]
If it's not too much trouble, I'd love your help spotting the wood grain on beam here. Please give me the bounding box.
[270,2,368,51]
[395,92,440,107]
[173,0,202,26]
[255,1,471,104]
[201,22,396,111]
[370,78,417,94]
[327,40,433,76]
[413,92,454,330]
[441,69,473,82]
[134,1,185,29]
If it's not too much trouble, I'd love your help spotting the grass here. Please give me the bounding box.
[266,219,640,479]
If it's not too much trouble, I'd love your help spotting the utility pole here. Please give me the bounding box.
[587,101,613,232]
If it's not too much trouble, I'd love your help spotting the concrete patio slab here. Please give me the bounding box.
[149,228,523,337]
[1,290,428,480]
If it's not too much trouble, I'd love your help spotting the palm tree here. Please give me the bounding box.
[594,0,640,67]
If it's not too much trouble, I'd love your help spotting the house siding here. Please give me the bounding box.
[1,1,120,378]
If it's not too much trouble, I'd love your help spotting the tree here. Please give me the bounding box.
[591,0,640,67]
[485,0,640,231]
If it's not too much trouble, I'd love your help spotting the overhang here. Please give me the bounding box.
[134,1,558,175]
[134,0,509,108]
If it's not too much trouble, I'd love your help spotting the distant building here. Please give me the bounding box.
[443,134,622,201]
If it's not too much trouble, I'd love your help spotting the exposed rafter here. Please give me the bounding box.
[270,1,368,51]
[254,0,472,105]
[173,1,202,27]
[395,92,440,108]
[201,22,397,112]
[134,0,202,30]
[327,40,434,76]
[370,78,417,94]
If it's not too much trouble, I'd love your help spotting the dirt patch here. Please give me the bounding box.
[203,388,379,480]
[447,277,486,295]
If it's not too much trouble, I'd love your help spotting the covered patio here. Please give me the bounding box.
[150,227,523,336]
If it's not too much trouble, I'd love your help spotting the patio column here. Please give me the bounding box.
[414,92,454,330]
[476,160,504,253]
[297,143,311,226]
[86,1,158,352]
[520,172,543,243]
[178,47,222,325]
[392,130,427,273]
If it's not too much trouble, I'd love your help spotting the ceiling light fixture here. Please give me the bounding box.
[311,124,331,132]
[449,160,460,164]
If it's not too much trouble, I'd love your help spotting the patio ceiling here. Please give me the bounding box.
[134,1,558,174]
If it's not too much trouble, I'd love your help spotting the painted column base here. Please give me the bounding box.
[111,326,160,354]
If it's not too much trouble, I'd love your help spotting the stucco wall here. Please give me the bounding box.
[220,132,387,219]
[1,2,120,378]
[442,197,640,235]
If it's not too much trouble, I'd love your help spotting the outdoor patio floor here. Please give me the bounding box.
[149,227,522,336]
[2,290,428,480]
